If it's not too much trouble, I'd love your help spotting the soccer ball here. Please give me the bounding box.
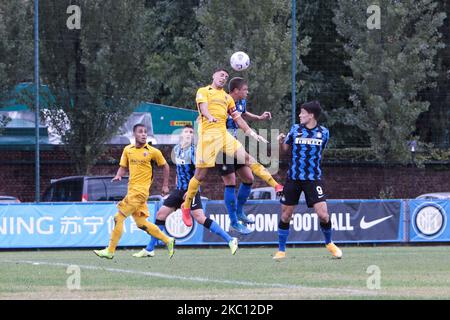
[230,51,250,71]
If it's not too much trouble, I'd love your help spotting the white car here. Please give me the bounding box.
[415,192,450,200]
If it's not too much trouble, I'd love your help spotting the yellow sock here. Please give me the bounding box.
[108,212,127,254]
[134,216,170,244]
[249,163,279,188]
[183,177,201,209]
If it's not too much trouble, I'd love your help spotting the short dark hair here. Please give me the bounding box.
[213,67,229,75]
[133,123,146,132]
[183,124,193,129]
[228,77,248,93]
[300,101,322,120]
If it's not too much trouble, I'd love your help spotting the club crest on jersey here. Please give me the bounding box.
[317,132,322,139]
[143,152,148,157]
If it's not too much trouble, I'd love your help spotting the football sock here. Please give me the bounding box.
[320,220,332,245]
[108,212,127,254]
[204,218,233,243]
[236,182,252,216]
[278,220,290,252]
[183,177,201,209]
[224,185,239,225]
[146,219,166,251]
[249,163,278,188]
[134,215,170,244]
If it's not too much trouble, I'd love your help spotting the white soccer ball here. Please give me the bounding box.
[230,51,250,71]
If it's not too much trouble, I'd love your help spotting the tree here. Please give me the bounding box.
[32,0,158,174]
[0,0,33,130]
[334,0,446,162]
[194,0,306,132]
[299,0,368,148]
[143,0,202,108]
[416,1,450,149]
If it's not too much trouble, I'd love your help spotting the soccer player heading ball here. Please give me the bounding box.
[181,68,283,227]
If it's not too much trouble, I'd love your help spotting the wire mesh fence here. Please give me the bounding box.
[0,0,449,202]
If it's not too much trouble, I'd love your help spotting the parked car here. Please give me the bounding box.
[42,176,129,202]
[0,196,21,203]
[248,187,305,201]
[415,192,450,200]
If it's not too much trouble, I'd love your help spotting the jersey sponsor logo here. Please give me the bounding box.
[130,159,149,165]
[294,137,323,145]
[360,215,393,230]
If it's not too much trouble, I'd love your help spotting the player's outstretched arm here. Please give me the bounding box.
[243,111,272,122]
[235,116,268,143]
[112,166,127,182]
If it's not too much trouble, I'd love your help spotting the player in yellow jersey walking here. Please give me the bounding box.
[181,68,283,227]
[94,123,175,259]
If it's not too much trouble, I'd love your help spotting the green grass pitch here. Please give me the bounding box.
[1,245,449,300]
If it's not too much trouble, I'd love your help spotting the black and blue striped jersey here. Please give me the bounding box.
[284,124,329,181]
[173,144,196,190]
[226,99,247,136]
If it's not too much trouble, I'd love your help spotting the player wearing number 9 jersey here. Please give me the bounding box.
[273,101,342,260]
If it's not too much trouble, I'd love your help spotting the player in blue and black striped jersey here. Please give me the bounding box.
[217,77,274,234]
[133,125,238,257]
[273,101,343,260]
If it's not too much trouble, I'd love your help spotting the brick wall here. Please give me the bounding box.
[1,146,449,201]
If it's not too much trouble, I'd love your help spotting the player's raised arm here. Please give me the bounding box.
[243,111,272,121]
[234,115,268,143]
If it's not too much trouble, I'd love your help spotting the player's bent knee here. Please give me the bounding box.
[192,210,206,224]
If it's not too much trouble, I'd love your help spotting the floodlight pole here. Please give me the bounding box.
[291,0,297,126]
[34,0,40,202]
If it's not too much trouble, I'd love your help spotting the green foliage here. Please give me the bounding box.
[34,0,156,174]
[143,0,202,108]
[0,0,33,107]
[334,0,446,163]
[194,0,300,132]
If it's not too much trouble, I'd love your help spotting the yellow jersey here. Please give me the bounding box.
[195,85,240,133]
[119,143,167,195]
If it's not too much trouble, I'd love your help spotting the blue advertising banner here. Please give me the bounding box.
[0,203,158,248]
[409,200,450,242]
[202,200,404,244]
[0,199,407,248]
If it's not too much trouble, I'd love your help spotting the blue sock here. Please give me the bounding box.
[278,220,290,252]
[224,185,238,225]
[320,220,332,245]
[207,219,233,243]
[236,183,252,216]
[146,221,165,251]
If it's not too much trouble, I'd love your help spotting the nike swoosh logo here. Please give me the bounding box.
[360,215,393,229]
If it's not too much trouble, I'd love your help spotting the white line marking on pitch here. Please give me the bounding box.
[1,259,378,296]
